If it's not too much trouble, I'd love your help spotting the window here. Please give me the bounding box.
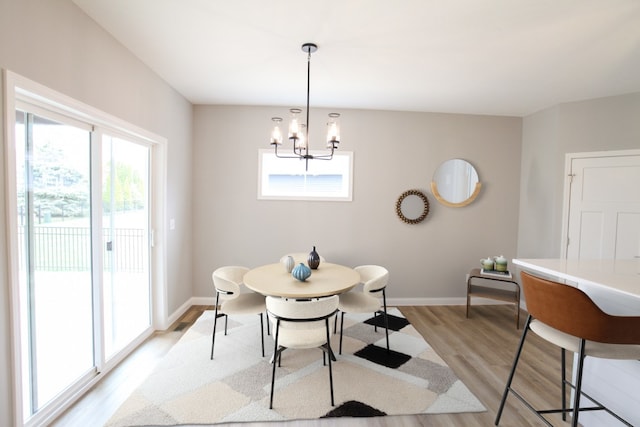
[258,150,353,201]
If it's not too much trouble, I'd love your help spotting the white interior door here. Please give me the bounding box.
[565,153,640,260]
[563,150,640,427]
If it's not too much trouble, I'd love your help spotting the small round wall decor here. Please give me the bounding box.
[396,189,430,224]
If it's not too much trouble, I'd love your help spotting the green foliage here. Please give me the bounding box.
[102,162,145,213]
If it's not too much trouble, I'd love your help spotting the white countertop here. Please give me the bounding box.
[512,258,640,298]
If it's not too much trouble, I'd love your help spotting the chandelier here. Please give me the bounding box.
[269,43,341,171]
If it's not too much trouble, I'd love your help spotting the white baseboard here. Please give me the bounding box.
[163,298,197,330]
[183,296,520,307]
[389,297,466,306]
[163,296,525,331]
[188,296,472,307]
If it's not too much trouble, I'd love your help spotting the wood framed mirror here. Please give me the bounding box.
[431,159,481,208]
[396,189,430,224]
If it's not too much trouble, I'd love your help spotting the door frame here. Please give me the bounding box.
[3,70,168,426]
[560,149,640,259]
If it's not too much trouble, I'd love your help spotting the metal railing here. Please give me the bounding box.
[18,226,146,272]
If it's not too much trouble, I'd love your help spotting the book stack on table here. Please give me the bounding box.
[480,269,512,279]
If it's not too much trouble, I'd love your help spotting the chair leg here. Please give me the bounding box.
[269,319,281,409]
[339,311,345,355]
[265,310,270,335]
[325,318,335,406]
[259,313,265,357]
[561,348,567,421]
[211,293,220,360]
[495,315,533,425]
[382,289,389,352]
[373,311,378,332]
[570,340,587,427]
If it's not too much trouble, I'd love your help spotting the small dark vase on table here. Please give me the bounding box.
[308,246,321,269]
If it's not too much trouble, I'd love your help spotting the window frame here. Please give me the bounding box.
[257,149,354,201]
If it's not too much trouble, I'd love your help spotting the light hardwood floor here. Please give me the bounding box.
[53,304,574,426]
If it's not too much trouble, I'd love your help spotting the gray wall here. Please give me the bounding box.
[518,93,640,258]
[0,0,193,424]
[192,105,523,300]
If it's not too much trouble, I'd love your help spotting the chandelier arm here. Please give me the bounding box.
[272,143,306,159]
[308,155,334,161]
[308,143,337,160]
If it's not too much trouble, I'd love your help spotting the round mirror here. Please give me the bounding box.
[396,190,430,224]
[431,159,481,207]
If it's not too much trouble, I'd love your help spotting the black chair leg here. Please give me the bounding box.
[259,313,265,357]
[339,311,345,354]
[269,320,281,409]
[561,348,567,421]
[265,310,270,335]
[373,311,378,332]
[325,318,335,406]
[495,315,533,425]
[211,293,220,360]
[382,290,389,352]
[571,340,587,427]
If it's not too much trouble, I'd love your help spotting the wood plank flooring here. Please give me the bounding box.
[53,304,574,426]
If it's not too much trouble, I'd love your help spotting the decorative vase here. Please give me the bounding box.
[292,263,312,281]
[480,257,494,270]
[494,255,508,272]
[283,255,295,273]
[308,246,320,269]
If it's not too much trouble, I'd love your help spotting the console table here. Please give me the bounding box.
[466,268,520,328]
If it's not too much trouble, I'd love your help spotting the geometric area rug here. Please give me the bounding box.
[105,308,485,426]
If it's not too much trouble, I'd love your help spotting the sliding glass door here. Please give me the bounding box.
[14,109,152,421]
[15,110,95,416]
[102,134,151,360]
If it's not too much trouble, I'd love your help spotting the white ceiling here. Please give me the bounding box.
[73,0,640,117]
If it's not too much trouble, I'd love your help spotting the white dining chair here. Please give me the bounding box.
[211,266,267,360]
[337,265,390,354]
[266,295,339,409]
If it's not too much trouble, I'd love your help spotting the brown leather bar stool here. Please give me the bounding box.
[495,271,640,427]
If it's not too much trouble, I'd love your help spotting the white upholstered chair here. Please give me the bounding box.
[210,266,267,360]
[337,265,390,354]
[266,295,339,409]
[495,271,640,427]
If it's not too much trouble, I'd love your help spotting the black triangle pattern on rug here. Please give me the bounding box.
[363,312,410,330]
[322,400,387,418]
[354,344,412,369]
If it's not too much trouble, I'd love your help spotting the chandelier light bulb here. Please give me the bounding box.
[270,117,283,145]
[288,108,302,140]
[295,124,307,149]
[326,113,340,147]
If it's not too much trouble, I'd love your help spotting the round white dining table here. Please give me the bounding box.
[243,262,360,298]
